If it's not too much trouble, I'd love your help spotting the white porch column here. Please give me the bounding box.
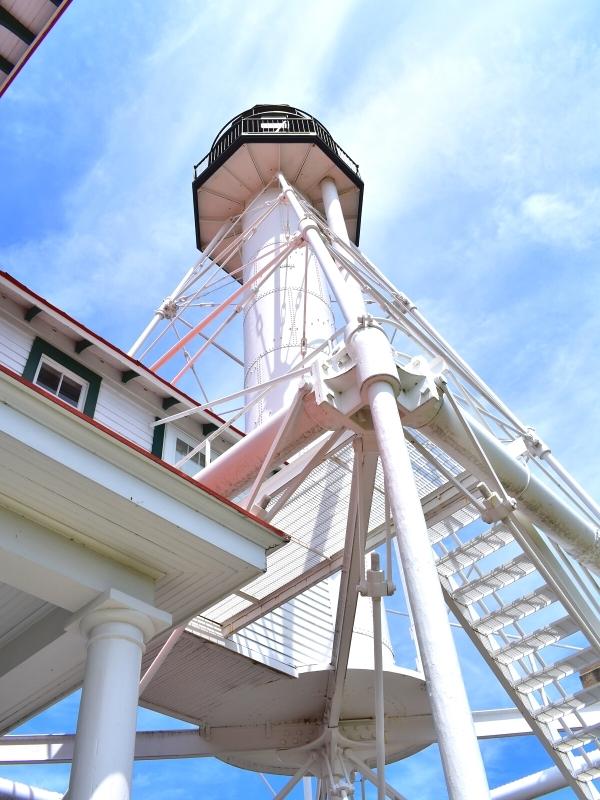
[68,590,171,800]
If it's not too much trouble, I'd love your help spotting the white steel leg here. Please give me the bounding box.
[68,596,169,800]
[367,380,491,800]
[302,776,313,800]
[369,553,386,800]
[0,777,61,800]
[316,173,490,799]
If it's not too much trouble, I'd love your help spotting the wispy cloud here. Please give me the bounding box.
[1,1,599,797]
[1,0,361,341]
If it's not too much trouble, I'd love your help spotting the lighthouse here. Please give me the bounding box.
[124,106,600,800]
[186,105,492,799]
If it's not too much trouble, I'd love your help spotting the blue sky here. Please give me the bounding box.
[1,0,599,796]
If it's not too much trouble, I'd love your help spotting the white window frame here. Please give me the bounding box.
[163,426,209,476]
[33,355,89,412]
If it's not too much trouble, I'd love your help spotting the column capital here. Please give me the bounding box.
[68,588,171,643]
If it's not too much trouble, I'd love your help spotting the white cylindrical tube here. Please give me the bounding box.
[0,778,61,800]
[68,609,154,800]
[242,188,334,430]
[279,173,364,326]
[320,177,351,246]
[421,400,600,572]
[489,765,569,800]
[372,592,385,800]
[320,177,366,316]
[368,380,491,800]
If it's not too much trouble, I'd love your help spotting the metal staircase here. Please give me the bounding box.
[425,470,600,798]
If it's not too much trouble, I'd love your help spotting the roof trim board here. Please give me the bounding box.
[0,0,74,96]
[0,361,285,545]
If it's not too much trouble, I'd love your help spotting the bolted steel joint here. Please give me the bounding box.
[346,320,401,401]
[524,427,551,459]
[160,298,178,319]
[478,482,517,523]
[359,553,395,597]
[393,292,417,314]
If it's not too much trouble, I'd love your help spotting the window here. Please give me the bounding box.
[22,337,101,418]
[174,434,205,476]
[164,427,207,477]
[152,423,222,477]
[33,357,88,411]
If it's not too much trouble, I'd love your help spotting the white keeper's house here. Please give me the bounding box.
[0,268,289,787]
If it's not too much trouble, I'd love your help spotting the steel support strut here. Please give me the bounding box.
[367,552,387,800]
[368,380,490,799]
[308,174,491,800]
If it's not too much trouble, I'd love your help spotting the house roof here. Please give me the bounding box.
[0,270,285,543]
[0,0,73,97]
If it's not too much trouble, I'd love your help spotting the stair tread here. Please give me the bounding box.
[534,684,600,724]
[514,645,600,693]
[555,722,600,753]
[437,524,514,577]
[474,585,559,635]
[494,616,580,665]
[451,553,536,605]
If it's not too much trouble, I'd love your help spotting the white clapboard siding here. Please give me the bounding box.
[0,317,34,375]
[232,580,335,670]
[94,382,156,451]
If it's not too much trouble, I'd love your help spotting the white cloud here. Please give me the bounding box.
[518,190,600,248]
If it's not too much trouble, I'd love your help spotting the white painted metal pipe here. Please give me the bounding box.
[489,752,600,800]
[542,450,600,522]
[278,173,364,326]
[320,177,351,246]
[320,177,368,322]
[317,173,490,799]
[422,399,600,572]
[0,778,62,800]
[489,767,565,800]
[345,753,408,800]
[368,380,490,800]
[392,539,422,673]
[369,554,386,800]
[68,609,156,800]
[302,776,313,800]
[197,388,342,498]
[273,755,315,800]
[139,625,184,693]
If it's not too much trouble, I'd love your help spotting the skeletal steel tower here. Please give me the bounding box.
[129,105,600,800]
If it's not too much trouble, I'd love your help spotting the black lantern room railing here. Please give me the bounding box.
[193,104,360,180]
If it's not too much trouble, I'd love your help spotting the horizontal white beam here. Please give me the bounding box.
[472,708,531,738]
[0,723,322,763]
[4,709,595,766]
[490,750,600,800]
[473,704,600,739]
[0,777,61,800]
[490,766,567,800]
